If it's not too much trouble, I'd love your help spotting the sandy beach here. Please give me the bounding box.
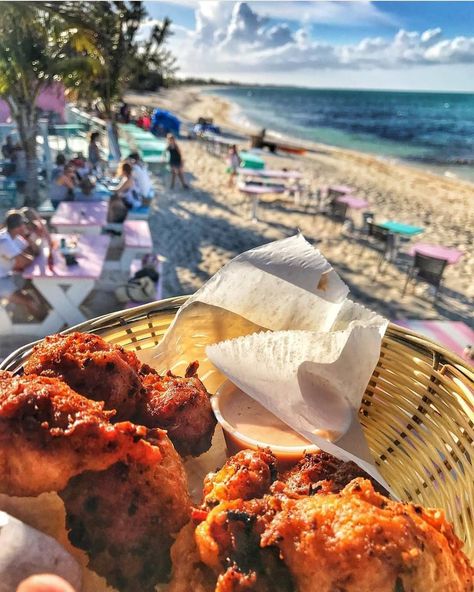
[1,86,472,359]
[126,87,473,321]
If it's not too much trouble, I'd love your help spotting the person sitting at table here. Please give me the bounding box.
[20,207,54,258]
[0,211,44,318]
[2,134,16,161]
[50,164,76,209]
[127,152,153,204]
[51,154,66,181]
[107,162,141,223]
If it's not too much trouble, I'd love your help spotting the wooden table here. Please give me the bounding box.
[4,234,110,336]
[238,182,286,222]
[336,195,369,209]
[121,220,153,271]
[378,221,424,236]
[51,201,108,235]
[328,185,353,197]
[237,168,303,180]
[408,243,463,264]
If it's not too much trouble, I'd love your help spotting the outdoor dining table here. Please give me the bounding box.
[237,168,303,180]
[408,243,463,264]
[378,221,424,236]
[0,234,110,337]
[335,195,369,209]
[238,182,286,222]
[18,233,111,335]
[328,184,353,197]
[51,200,108,235]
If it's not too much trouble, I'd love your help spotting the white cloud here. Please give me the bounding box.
[162,0,399,27]
[162,2,474,74]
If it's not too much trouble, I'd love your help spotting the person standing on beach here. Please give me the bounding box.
[166,134,189,190]
[87,132,102,171]
[227,144,241,187]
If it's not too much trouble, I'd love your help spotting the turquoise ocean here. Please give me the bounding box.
[206,86,474,182]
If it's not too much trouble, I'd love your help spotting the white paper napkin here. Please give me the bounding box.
[152,234,391,491]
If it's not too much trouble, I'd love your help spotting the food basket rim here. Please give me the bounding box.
[1,296,472,380]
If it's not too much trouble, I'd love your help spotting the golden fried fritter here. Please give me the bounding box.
[169,450,473,592]
[0,371,160,496]
[23,333,144,421]
[262,479,473,592]
[60,429,191,592]
[202,449,277,508]
[136,362,216,457]
[278,450,389,496]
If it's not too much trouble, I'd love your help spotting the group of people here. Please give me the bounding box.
[108,152,154,223]
[0,207,52,318]
[1,135,27,192]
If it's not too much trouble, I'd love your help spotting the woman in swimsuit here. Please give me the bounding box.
[166,134,189,190]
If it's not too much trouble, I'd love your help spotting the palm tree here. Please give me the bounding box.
[130,17,178,91]
[0,2,96,206]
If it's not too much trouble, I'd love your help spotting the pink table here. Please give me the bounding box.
[238,182,286,222]
[21,234,110,334]
[237,168,303,180]
[409,243,463,265]
[51,201,108,235]
[336,195,369,209]
[329,185,353,195]
[394,320,473,358]
[121,220,153,271]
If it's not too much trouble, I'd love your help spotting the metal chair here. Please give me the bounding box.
[329,200,348,222]
[402,252,448,301]
[367,221,397,271]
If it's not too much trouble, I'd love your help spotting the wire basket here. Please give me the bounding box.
[1,295,473,560]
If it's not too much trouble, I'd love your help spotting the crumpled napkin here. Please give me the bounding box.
[151,234,390,490]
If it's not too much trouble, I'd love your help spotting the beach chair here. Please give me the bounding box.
[367,221,397,272]
[329,200,348,223]
[402,252,448,302]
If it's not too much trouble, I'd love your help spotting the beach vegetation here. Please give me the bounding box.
[0,2,97,205]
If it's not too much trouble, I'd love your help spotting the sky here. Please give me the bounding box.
[143,1,474,91]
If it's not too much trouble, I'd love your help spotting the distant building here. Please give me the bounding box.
[0,83,66,123]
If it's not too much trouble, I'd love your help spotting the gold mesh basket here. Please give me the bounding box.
[1,296,473,560]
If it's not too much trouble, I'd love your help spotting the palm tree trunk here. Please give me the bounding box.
[14,103,40,207]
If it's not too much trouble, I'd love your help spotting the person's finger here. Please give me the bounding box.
[16,574,76,592]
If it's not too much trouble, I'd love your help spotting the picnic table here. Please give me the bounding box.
[378,221,424,236]
[328,185,353,197]
[238,182,286,222]
[408,243,463,265]
[335,195,369,209]
[394,320,473,359]
[51,201,108,235]
[9,234,110,335]
[237,168,303,180]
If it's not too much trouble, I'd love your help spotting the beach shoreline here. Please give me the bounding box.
[125,86,474,189]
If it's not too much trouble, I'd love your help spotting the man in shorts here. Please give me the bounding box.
[0,210,43,317]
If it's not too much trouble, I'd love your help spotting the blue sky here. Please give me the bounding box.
[143,1,474,91]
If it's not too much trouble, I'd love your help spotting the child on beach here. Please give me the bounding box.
[227,145,240,186]
[166,134,189,190]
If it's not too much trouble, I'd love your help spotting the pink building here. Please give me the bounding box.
[0,83,66,123]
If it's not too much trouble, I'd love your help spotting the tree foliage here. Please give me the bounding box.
[44,1,176,115]
[0,1,177,204]
[0,2,97,204]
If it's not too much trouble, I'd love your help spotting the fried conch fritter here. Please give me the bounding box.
[60,431,191,592]
[0,371,158,497]
[24,333,217,457]
[169,450,473,592]
[0,371,192,591]
[137,362,217,457]
[23,332,144,421]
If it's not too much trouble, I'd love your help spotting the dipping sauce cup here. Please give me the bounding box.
[212,380,319,469]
